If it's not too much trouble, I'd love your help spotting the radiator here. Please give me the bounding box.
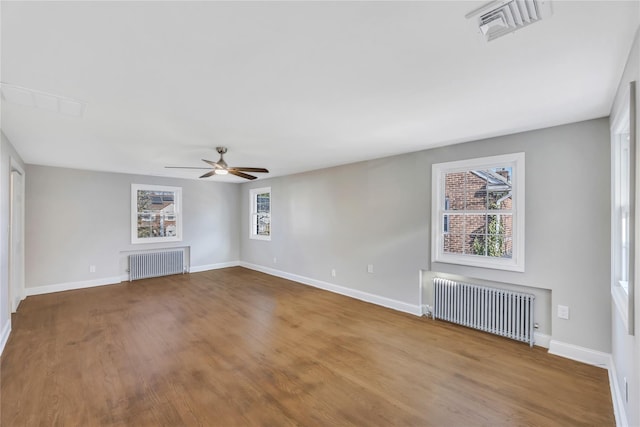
[433,278,535,347]
[129,250,185,281]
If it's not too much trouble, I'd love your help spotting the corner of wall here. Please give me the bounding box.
[0,318,10,356]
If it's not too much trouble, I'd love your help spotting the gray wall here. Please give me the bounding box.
[241,118,612,353]
[241,155,430,305]
[610,27,640,427]
[0,132,26,343]
[25,166,240,289]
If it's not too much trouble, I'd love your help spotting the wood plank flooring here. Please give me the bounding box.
[1,267,614,426]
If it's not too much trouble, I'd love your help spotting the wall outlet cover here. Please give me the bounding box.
[557,305,569,320]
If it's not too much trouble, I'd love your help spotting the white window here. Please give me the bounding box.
[432,153,525,272]
[131,184,182,244]
[611,80,636,334]
[618,133,631,291]
[250,187,271,240]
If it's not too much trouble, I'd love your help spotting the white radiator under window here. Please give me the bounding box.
[129,249,185,281]
[433,278,535,347]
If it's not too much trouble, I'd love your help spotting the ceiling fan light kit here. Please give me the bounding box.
[166,146,269,181]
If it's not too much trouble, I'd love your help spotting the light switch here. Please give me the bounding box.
[557,305,569,320]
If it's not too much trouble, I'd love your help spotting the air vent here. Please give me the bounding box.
[466,0,553,42]
[0,82,87,118]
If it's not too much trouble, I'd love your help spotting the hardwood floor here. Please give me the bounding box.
[2,267,614,426]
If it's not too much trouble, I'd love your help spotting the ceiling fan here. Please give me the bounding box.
[165,147,269,180]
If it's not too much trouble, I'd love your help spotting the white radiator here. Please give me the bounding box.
[129,250,185,281]
[433,278,535,347]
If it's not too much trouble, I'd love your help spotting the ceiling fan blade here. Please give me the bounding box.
[229,167,269,173]
[165,166,212,170]
[202,159,221,168]
[229,170,257,180]
[199,170,216,179]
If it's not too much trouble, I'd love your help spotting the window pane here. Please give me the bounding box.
[444,172,465,210]
[488,191,511,209]
[467,234,512,257]
[472,168,512,209]
[132,185,182,243]
[468,234,486,256]
[137,214,152,238]
[256,212,270,236]
[447,214,464,235]
[465,214,487,235]
[151,223,163,237]
[137,191,176,238]
[250,187,271,239]
[137,190,152,212]
[482,234,511,258]
[497,214,513,236]
[502,236,513,258]
[444,234,464,254]
[433,153,523,271]
[465,172,486,210]
[257,193,270,213]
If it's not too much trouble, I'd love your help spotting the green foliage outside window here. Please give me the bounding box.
[472,202,504,257]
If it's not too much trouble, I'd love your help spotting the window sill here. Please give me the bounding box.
[250,235,271,241]
[132,235,182,245]
[433,253,524,272]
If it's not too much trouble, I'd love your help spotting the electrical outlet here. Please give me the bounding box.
[367,264,374,273]
[331,269,336,278]
[557,305,569,320]
[89,265,96,273]
[273,257,277,264]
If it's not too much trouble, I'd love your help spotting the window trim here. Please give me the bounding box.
[250,186,271,241]
[431,152,525,272]
[611,80,636,335]
[131,183,182,244]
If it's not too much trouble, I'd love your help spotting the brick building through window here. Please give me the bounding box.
[443,168,513,258]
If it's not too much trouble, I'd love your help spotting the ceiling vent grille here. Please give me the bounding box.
[466,0,552,42]
[0,82,87,117]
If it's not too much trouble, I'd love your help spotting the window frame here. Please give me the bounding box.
[131,183,183,244]
[250,186,271,241]
[431,152,525,272]
[611,80,636,335]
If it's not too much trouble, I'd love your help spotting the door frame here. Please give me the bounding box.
[9,158,25,313]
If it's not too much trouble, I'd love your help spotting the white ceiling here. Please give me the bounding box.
[1,1,639,182]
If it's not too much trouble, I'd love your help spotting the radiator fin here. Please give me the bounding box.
[129,250,185,281]
[433,278,535,347]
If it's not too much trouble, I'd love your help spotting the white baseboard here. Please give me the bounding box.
[545,341,626,425]
[608,355,628,427]
[421,304,431,316]
[189,261,240,273]
[239,262,422,316]
[548,340,610,369]
[25,262,241,296]
[0,320,11,357]
[534,332,551,349]
[25,276,123,297]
